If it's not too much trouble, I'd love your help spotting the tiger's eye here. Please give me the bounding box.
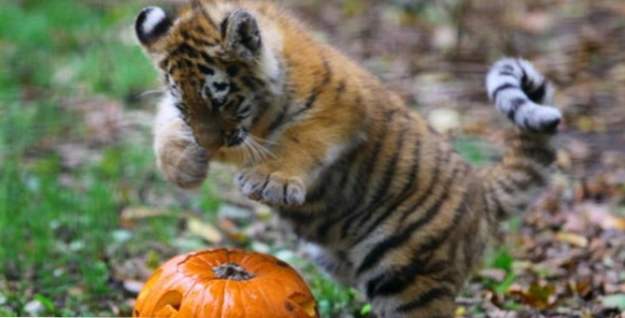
[198,64,215,76]
[226,65,240,77]
[236,104,252,119]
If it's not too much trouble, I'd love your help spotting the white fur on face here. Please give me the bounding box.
[201,67,230,104]
[141,7,167,36]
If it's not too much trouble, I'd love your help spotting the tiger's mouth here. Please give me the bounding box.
[224,128,248,148]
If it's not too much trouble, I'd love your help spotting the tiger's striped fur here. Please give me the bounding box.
[136,1,561,316]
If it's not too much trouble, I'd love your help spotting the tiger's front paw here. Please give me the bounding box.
[235,169,306,206]
[157,140,209,189]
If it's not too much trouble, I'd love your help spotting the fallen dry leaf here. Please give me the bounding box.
[556,232,589,248]
[428,108,461,133]
[123,280,144,295]
[583,204,625,231]
[187,217,223,244]
[569,277,593,298]
[509,282,557,310]
[478,268,507,283]
[120,207,171,229]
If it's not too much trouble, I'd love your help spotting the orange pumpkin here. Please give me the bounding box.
[133,249,318,318]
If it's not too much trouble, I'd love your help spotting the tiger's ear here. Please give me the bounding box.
[135,7,173,49]
[222,10,262,62]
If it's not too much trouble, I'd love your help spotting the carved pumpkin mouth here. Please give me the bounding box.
[288,292,318,317]
[134,289,182,318]
[154,291,182,317]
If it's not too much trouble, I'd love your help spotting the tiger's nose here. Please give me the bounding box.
[224,129,246,147]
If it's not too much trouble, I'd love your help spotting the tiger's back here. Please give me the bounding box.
[136,1,560,316]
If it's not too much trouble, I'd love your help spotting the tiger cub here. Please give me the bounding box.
[136,1,561,316]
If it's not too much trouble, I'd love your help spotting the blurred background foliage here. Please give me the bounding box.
[1,0,624,317]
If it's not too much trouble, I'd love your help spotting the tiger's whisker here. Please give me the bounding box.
[139,89,165,98]
[244,138,262,164]
[249,136,277,160]
[249,135,278,146]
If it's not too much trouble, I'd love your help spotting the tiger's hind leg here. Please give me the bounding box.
[369,280,456,318]
[302,243,356,286]
[306,246,456,317]
[302,244,457,318]
[355,230,474,318]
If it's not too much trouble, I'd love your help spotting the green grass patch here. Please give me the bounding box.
[74,42,156,100]
[482,247,518,295]
[453,136,498,166]
[0,0,174,315]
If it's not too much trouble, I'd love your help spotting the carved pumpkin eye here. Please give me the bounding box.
[133,249,319,318]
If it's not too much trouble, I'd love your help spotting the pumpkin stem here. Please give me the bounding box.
[213,263,255,281]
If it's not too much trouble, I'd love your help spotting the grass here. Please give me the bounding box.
[0,1,172,315]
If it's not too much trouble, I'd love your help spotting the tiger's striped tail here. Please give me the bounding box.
[487,58,561,132]
[482,58,561,221]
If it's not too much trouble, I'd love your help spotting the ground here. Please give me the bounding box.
[0,0,624,317]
